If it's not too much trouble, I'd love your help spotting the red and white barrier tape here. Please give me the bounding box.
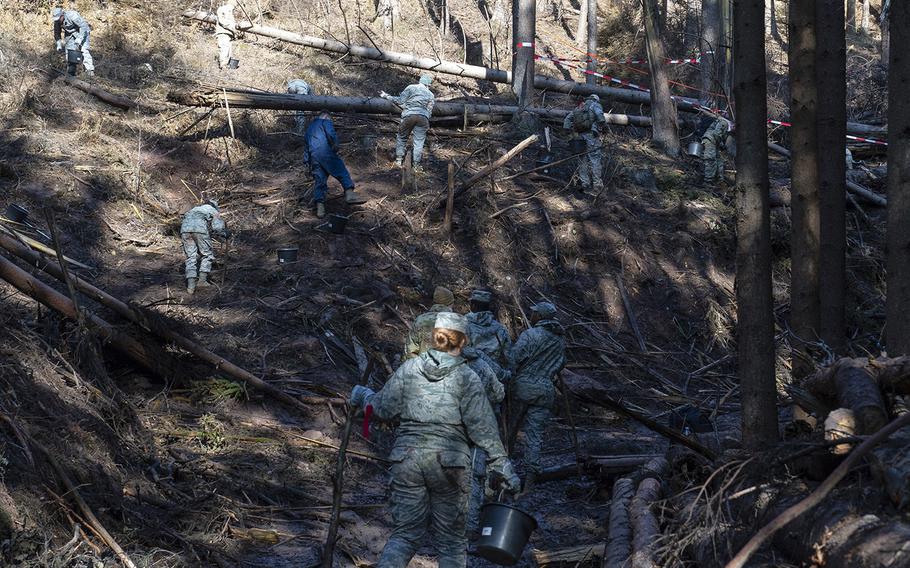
[769,119,887,145]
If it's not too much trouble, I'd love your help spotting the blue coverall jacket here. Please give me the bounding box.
[304,118,354,202]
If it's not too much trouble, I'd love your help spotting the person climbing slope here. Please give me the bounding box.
[304,111,367,219]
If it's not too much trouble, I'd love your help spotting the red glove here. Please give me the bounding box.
[362,404,374,439]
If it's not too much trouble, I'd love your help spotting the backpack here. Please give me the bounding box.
[696,116,715,139]
[573,106,598,133]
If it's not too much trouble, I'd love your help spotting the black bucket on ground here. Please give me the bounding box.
[67,49,83,65]
[569,138,586,154]
[475,502,537,565]
[326,214,348,234]
[3,204,29,224]
[227,58,240,69]
[277,247,299,263]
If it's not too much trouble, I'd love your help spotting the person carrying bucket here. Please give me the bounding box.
[507,301,566,494]
[303,111,368,219]
[52,7,94,78]
[563,94,607,195]
[349,312,520,568]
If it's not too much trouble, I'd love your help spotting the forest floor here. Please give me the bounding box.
[0,1,894,567]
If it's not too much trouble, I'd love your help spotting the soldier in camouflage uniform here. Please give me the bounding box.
[461,345,506,536]
[287,79,313,136]
[701,117,731,184]
[380,74,436,171]
[507,301,566,492]
[403,286,454,359]
[351,312,519,568]
[52,7,94,77]
[180,199,228,294]
[563,94,608,193]
[466,290,513,371]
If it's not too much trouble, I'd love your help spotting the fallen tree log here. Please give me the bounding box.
[167,89,654,128]
[531,543,604,566]
[605,477,635,567]
[805,357,889,434]
[180,10,704,111]
[61,75,136,110]
[768,142,887,207]
[630,477,662,568]
[0,234,327,414]
[0,253,173,378]
[538,454,665,481]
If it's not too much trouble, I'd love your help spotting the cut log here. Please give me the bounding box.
[168,89,654,128]
[446,134,538,205]
[0,253,173,378]
[0,234,325,414]
[805,358,889,434]
[180,10,705,111]
[61,75,136,110]
[630,477,662,568]
[824,408,858,455]
[605,477,635,568]
[531,543,604,566]
[538,455,664,481]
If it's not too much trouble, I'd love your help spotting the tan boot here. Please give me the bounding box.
[316,201,326,218]
[197,272,211,288]
[344,189,367,205]
[186,278,198,294]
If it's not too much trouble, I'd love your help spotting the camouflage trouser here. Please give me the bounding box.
[216,34,232,68]
[702,138,723,182]
[396,115,430,165]
[293,113,307,136]
[466,447,488,533]
[508,377,555,476]
[379,448,469,568]
[181,232,214,279]
[578,133,603,191]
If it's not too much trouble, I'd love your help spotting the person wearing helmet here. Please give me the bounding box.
[52,6,94,77]
[563,93,608,194]
[215,0,239,70]
[286,79,314,136]
[180,198,228,294]
[507,301,566,493]
[380,74,436,172]
[350,312,519,567]
[403,286,454,359]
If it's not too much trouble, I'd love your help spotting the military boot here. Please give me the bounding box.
[520,472,537,497]
[316,201,326,219]
[186,278,198,294]
[344,189,367,205]
[197,272,212,288]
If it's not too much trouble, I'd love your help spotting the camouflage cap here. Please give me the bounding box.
[432,286,454,306]
[531,301,557,318]
[419,73,433,86]
[469,290,492,303]
[52,7,63,18]
[434,311,468,334]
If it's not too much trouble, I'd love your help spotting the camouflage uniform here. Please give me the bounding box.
[466,311,512,370]
[180,203,226,279]
[363,349,515,568]
[701,119,728,183]
[462,347,506,534]
[382,75,435,166]
[214,3,237,69]
[564,96,608,192]
[508,313,566,477]
[403,304,451,359]
[53,9,94,75]
[287,79,313,136]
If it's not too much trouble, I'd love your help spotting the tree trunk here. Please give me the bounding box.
[769,0,778,38]
[659,0,668,34]
[605,477,635,567]
[846,0,856,32]
[720,0,733,100]
[887,0,910,356]
[701,0,721,106]
[861,0,870,33]
[512,0,536,107]
[586,0,598,84]
[642,0,680,156]
[629,477,661,568]
[788,0,820,378]
[816,0,847,353]
[881,0,890,69]
[577,0,588,47]
[734,0,778,449]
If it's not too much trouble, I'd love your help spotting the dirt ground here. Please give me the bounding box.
[0,1,893,567]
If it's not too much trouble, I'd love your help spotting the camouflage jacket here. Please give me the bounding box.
[463,347,505,404]
[466,311,512,368]
[702,119,728,146]
[403,304,449,359]
[215,4,236,36]
[369,350,507,465]
[389,83,435,119]
[510,320,566,384]
[181,204,226,235]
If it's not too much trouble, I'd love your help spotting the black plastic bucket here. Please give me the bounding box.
[3,204,28,224]
[327,214,348,234]
[277,247,299,263]
[569,138,586,154]
[67,49,83,64]
[475,503,537,565]
[227,58,240,69]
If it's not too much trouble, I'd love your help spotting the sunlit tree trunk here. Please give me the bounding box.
[789,0,820,377]
[642,0,680,155]
[577,0,588,46]
[881,0,891,68]
[512,0,536,107]
[701,0,720,106]
[816,0,847,353]
[734,0,778,449]
[586,0,598,84]
[769,0,778,37]
[861,0,870,33]
[887,0,910,355]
